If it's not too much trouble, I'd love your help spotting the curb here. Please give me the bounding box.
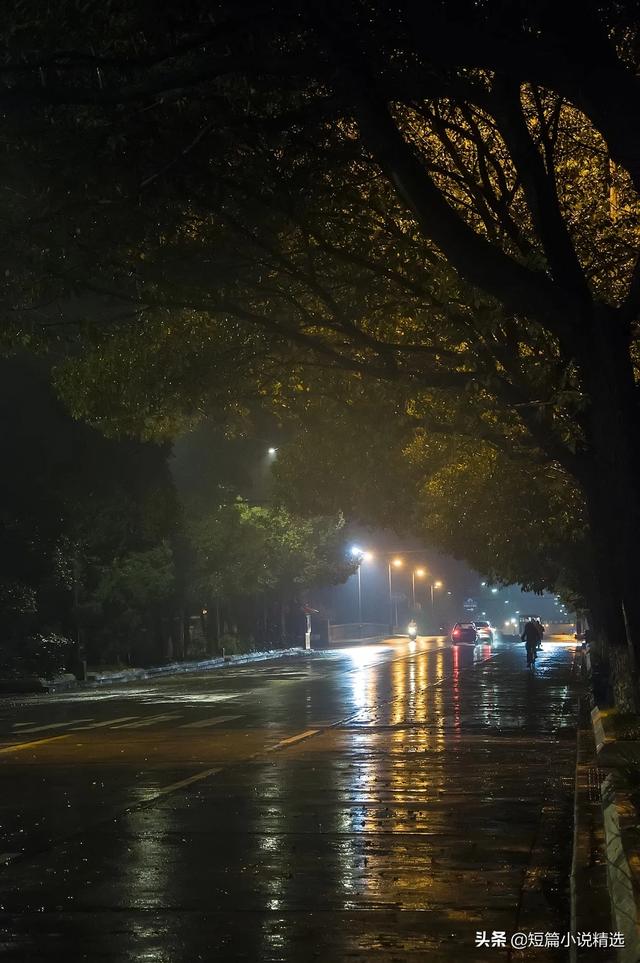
[84,647,309,686]
[601,773,640,963]
[0,648,310,694]
[592,706,609,753]
[590,706,640,962]
[571,647,616,963]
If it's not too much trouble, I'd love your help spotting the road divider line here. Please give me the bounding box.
[13,719,93,734]
[155,767,222,796]
[0,734,70,754]
[268,729,319,751]
[71,716,138,731]
[180,714,243,729]
[111,712,182,729]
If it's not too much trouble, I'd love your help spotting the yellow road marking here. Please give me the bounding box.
[268,729,319,751]
[0,734,70,755]
[155,767,222,797]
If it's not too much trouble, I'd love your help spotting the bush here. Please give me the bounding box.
[218,633,255,656]
[0,632,70,678]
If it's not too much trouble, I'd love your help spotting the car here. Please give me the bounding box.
[473,620,494,642]
[451,621,478,645]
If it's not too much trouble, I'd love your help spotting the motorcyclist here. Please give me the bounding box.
[408,619,418,638]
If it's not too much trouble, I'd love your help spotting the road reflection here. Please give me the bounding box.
[0,638,580,962]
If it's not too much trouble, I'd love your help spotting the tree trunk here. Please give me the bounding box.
[577,308,640,709]
[280,589,288,648]
[609,645,638,713]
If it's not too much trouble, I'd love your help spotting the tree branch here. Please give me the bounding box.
[332,62,581,335]
[490,77,590,303]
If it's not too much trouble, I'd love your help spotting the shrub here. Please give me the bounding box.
[0,632,70,678]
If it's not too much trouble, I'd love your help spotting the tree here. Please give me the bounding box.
[90,542,176,665]
[271,381,593,604]
[0,356,181,672]
[4,3,640,700]
[188,497,355,648]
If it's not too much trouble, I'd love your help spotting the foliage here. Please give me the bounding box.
[4,3,640,665]
[188,495,355,605]
[0,357,181,673]
[411,438,592,603]
[271,383,592,602]
[217,633,254,656]
[0,631,70,680]
[95,542,175,612]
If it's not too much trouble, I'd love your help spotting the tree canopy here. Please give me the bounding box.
[4,2,640,694]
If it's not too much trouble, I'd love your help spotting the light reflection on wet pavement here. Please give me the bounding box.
[0,638,579,961]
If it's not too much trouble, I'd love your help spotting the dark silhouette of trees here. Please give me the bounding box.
[3,2,640,700]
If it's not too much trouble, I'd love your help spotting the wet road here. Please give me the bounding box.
[0,637,580,961]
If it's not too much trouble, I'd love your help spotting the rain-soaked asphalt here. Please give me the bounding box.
[0,636,580,961]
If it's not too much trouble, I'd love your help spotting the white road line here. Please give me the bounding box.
[267,729,319,751]
[71,716,138,731]
[111,712,182,729]
[0,735,70,754]
[179,714,243,729]
[13,719,93,734]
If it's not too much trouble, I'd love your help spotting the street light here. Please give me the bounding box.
[388,557,403,632]
[350,547,374,627]
[412,567,426,607]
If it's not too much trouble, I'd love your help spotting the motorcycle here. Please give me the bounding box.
[408,624,418,640]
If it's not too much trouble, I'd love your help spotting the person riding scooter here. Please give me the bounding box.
[408,619,418,640]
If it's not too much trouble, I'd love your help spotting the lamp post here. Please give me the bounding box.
[431,579,443,608]
[412,567,426,607]
[388,557,403,633]
[350,546,373,632]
